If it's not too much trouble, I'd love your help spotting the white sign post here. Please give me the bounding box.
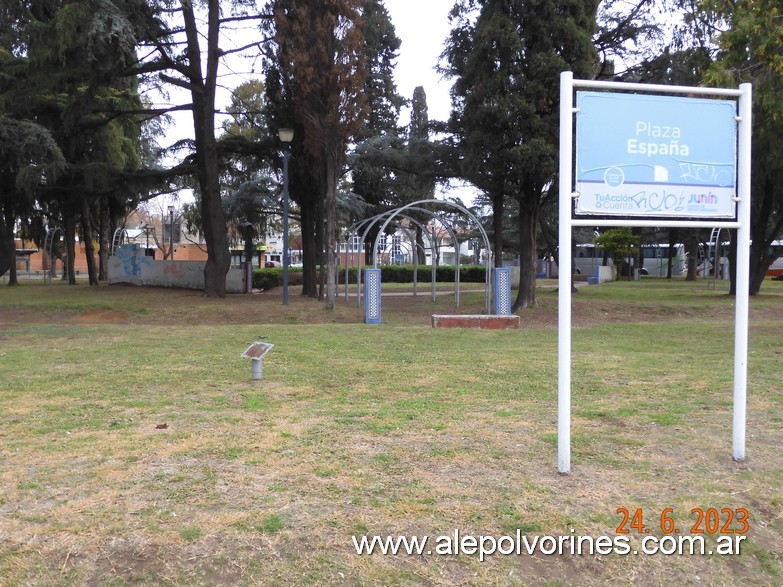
[558,72,752,474]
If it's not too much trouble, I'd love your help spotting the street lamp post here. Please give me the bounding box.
[239,220,253,294]
[142,224,151,253]
[279,128,294,305]
[168,205,175,260]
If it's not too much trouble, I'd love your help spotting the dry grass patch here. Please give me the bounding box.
[0,279,781,585]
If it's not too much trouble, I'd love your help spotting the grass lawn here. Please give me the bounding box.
[0,278,781,586]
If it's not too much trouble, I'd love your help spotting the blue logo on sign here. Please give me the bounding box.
[604,167,624,187]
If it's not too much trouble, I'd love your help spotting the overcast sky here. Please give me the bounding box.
[161,2,455,137]
[160,1,474,206]
[385,0,455,125]
[384,0,477,202]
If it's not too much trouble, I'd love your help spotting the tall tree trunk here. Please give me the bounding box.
[685,231,699,281]
[492,192,504,267]
[7,256,17,285]
[63,210,77,285]
[513,205,538,310]
[0,240,12,282]
[538,217,557,268]
[749,234,781,295]
[300,203,318,297]
[749,259,771,295]
[0,205,17,284]
[81,198,99,286]
[98,196,110,281]
[183,0,230,297]
[364,225,379,266]
[326,155,338,310]
[666,228,678,279]
[197,141,231,297]
[243,224,254,266]
[748,178,783,294]
[316,194,325,301]
[415,225,426,265]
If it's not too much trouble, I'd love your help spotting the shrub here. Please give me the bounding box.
[252,268,280,290]
[355,265,487,283]
[252,264,487,289]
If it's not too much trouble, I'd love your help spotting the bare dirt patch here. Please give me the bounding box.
[1,279,781,585]
[68,309,130,324]
[2,281,781,331]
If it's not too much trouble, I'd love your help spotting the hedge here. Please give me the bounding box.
[251,267,303,290]
[378,264,486,283]
[252,264,487,290]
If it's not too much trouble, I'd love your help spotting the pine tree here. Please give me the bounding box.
[268,0,368,309]
[0,117,64,283]
[700,0,783,294]
[351,0,405,263]
[443,0,599,308]
[402,86,435,264]
[1,0,147,285]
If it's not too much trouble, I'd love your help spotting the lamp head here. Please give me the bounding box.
[278,128,294,143]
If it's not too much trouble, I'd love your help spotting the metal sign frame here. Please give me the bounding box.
[557,72,752,474]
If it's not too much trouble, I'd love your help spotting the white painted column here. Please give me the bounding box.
[733,83,753,461]
[558,71,574,474]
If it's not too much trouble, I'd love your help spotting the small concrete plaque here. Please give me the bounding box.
[241,342,274,360]
[241,342,274,380]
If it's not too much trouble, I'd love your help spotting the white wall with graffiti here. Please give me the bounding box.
[109,244,245,293]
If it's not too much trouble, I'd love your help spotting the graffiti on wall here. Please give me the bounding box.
[109,244,245,293]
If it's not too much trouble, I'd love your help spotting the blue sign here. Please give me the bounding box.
[575,92,737,218]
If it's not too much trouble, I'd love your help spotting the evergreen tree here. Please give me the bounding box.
[443,0,599,309]
[218,80,283,258]
[351,0,404,263]
[351,0,403,211]
[0,116,64,283]
[1,0,148,285]
[263,22,322,298]
[267,0,368,310]
[699,0,783,294]
[400,86,436,264]
[358,0,404,140]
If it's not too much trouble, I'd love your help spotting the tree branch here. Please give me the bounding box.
[160,72,199,93]
[219,37,275,57]
[219,14,273,24]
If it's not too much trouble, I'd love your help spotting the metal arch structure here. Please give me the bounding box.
[371,199,494,315]
[363,206,480,311]
[348,211,438,309]
[345,212,435,307]
[346,212,439,305]
[707,226,729,289]
[354,208,437,302]
[43,227,64,284]
[111,227,130,256]
[353,207,463,313]
[408,210,462,304]
[394,225,430,297]
[383,223,428,297]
